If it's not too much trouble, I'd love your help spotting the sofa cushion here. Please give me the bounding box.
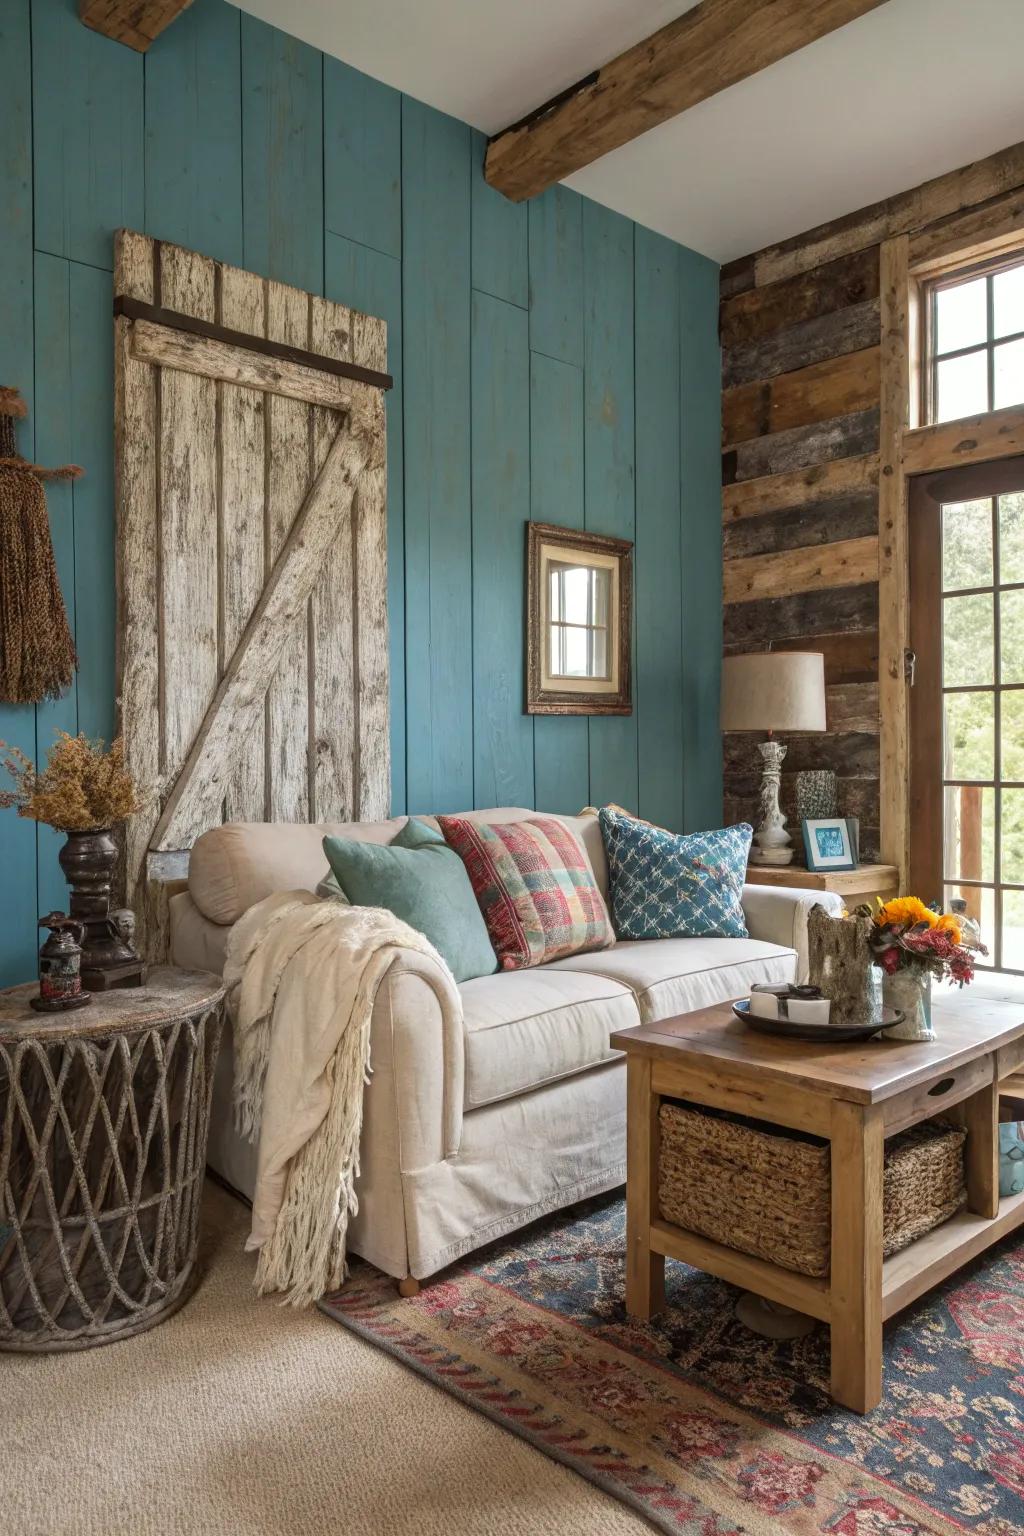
[459,968,638,1110]
[439,815,614,970]
[547,937,797,1025]
[323,819,497,983]
[600,808,753,940]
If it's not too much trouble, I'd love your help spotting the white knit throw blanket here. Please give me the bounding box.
[222,890,455,1306]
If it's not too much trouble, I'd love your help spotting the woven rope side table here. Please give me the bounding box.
[0,966,225,1352]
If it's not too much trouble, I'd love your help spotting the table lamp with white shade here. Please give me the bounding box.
[720,651,827,866]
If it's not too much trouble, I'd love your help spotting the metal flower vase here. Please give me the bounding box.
[881,967,934,1042]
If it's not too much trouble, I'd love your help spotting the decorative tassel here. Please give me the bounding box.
[0,386,81,704]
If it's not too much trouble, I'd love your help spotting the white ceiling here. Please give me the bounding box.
[232,0,1024,263]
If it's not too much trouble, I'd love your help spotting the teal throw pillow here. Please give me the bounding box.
[599,808,752,940]
[322,818,498,982]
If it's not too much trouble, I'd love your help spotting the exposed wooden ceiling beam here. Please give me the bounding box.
[79,0,194,52]
[484,0,889,203]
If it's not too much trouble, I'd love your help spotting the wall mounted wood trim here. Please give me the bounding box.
[484,0,888,202]
[723,534,878,604]
[80,0,193,52]
[902,403,1024,474]
[114,295,393,392]
[877,236,911,885]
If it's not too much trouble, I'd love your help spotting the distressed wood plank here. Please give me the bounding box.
[680,245,725,831]
[723,534,879,604]
[902,403,1024,474]
[34,0,144,270]
[79,0,194,51]
[753,141,1024,287]
[528,186,583,367]
[529,352,589,814]
[402,100,473,814]
[721,247,880,349]
[129,319,354,410]
[33,254,78,920]
[722,346,880,448]
[265,281,312,823]
[158,242,218,794]
[878,236,911,884]
[723,297,880,388]
[484,0,887,202]
[325,233,406,814]
[0,0,37,984]
[724,730,880,781]
[309,295,356,823]
[909,185,1024,274]
[635,227,683,832]
[323,56,402,260]
[114,230,159,944]
[755,630,880,687]
[351,306,391,821]
[152,417,374,850]
[471,292,533,808]
[584,201,637,812]
[472,130,528,309]
[722,489,878,560]
[142,0,243,267]
[725,408,879,484]
[241,17,323,294]
[724,583,878,649]
[219,263,266,824]
[722,452,878,521]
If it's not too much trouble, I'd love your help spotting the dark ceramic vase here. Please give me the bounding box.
[58,828,139,980]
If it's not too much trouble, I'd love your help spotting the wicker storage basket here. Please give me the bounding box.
[658,1102,967,1278]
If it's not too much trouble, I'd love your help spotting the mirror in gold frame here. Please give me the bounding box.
[525,522,632,715]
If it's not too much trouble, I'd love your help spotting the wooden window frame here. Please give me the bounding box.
[909,455,1024,970]
[919,251,1024,427]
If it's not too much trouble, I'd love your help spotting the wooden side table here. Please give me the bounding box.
[0,967,225,1352]
[612,992,1024,1413]
[744,862,899,906]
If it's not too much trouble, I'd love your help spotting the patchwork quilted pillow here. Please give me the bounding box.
[437,815,614,971]
[599,808,752,940]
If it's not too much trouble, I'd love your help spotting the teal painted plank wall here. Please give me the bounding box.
[0,0,722,987]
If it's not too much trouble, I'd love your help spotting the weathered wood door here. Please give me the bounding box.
[114,231,390,955]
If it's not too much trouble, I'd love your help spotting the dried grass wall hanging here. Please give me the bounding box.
[0,386,80,704]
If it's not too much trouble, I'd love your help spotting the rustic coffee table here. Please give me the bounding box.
[611,995,1024,1413]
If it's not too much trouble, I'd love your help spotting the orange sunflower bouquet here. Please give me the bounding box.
[867,895,985,987]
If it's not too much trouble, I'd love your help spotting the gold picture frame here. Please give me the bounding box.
[525,522,633,716]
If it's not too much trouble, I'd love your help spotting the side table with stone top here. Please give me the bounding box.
[0,966,225,1352]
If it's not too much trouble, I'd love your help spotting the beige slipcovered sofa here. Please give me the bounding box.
[170,808,843,1285]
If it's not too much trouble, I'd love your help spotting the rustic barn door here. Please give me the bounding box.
[114,231,390,956]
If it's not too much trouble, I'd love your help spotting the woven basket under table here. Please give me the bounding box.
[658,1101,967,1279]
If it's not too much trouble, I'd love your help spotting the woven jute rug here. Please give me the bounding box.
[321,1194,1024,1536]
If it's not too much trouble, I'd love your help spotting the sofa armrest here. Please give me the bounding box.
[741,885,845,981]
[370,948,465,1168]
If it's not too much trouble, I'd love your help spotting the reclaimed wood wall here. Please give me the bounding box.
[0,0,721,986]
[720,140,1024,865]
[720,250,883,855]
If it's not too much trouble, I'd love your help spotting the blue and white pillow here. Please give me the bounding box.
[599,809,752,940]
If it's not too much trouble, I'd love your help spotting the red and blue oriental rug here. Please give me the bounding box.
[321,1195,1024,1535]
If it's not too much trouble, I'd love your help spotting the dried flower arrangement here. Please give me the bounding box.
[0,732,139,832]
[865,895,985,987]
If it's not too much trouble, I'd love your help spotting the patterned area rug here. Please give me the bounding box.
[321,1195,1024,1536]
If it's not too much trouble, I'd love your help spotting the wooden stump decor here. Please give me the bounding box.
[807,903,878,1026]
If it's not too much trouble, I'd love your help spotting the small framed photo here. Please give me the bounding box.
[802,816,857,872]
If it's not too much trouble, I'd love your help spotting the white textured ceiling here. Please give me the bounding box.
[232,0,1024,263]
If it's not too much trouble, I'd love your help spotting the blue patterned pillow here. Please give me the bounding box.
[599,809,752,940]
